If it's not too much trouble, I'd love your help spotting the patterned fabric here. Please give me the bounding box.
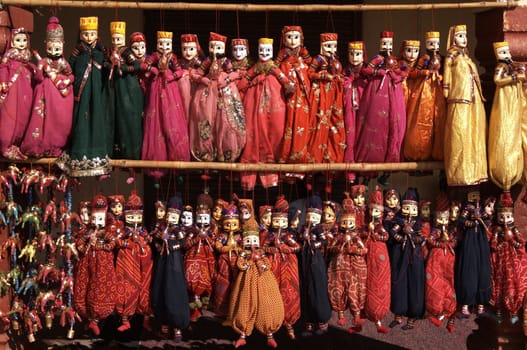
[115,237,142,318]
[343,63,367,163]
[365,239,391,321]
[185,231,216,298]
[212,247,239,317]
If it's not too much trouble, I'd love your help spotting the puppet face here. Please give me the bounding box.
[353,193,365,208]
[348,49,364,66]
[46,40,63,58]
[284,30,302,49]
[91,211,106,228]
[110,202,123,217]
[454,31,467,48]
[401,203,418,217]
[450,204,460,221]
[379,38,393,54]
[80,30,98,46]
[485,200,496,217]
[243,234,259,248]
[323,206,336,224]
[339,214,356,231]
[131,41,146,59]
[111,33,125,48]
[181,42,198,61]
[404,45,419,62]
[157,38,172,54]
[240,206,252,221]
[426,38,440,52]
[258,43,273,61]
[156,207,166,220]
[290,215,300,230]
[12,33,28,50]
[385,194,399,209]
[223,217,240,233]
[271,215,288,230]
[321,40,337,58]
[306,211,321,226]
[125,212,143,225]
[209,40,225,58]
[435,212,449,226]
[212,205,223,222]
[370,207,382,219]
[496,45,512,62]
[260,211,272,228]
[232,44,248,61]
[180,210,193,227]
[166,211,180,225]
[196,212,210,226]
[420,204,431,220]
[80,207,90,225]
[497,211,514,225]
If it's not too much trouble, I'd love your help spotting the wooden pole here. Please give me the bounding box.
[1,0,524,11]
[3,158,444,173]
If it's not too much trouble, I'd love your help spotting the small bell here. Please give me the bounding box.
[67,327,75,339]
[28,332,35,343]
[45,312,53,329]
[11,319,20,331]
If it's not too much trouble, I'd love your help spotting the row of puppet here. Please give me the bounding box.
[1,177,526,346]
[1,16,525,190]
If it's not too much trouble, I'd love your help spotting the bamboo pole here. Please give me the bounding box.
[1,0,524,11]
[3,158,444,173]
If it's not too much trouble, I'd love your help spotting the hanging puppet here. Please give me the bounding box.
[238,37,294,190]
[397,39,420,105]
[403,31,446,161]
[488,41,525,192]
[307,32,346,163]
[343,41,368,182]
[354,31,406,164]
[178,33,203,121]
[443,24,487,186]
[455,188,492,318]
[20,16,73,158]
[230,38,252,99]
[388,188,425,330]
[73,193,116,336]
[276,25,312,163]
[142,30,190,179]
[425,193,457,333]
[106,21,143,161]
[0,27,37,160]
[57,16,112,176]
[229,219,284,349]
[128,32,150,93]
[189,32,246,162]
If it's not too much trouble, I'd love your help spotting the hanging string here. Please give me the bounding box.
[185,173,190,205]
[229,170,234,199]
[326,9,336,33]
[236,9,240,39]
[159,9,165,31]
[215,6,220,33]
[265,9,269,38]
[165,170,172,203]
[217,171,222,200]
[184,10,190,34]
[292,7,299,25]
[114,0,119,21]
[431,3,436,31]
[265,187,269,205]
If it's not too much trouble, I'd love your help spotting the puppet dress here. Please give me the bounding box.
[307,54,346,163]
[443,46,487,186]
[327,231,367,322]
[343,63,367,163]
[57,41,111,176]
[151,225,190,331]
[488,62,525,191]
[107,46,144,160]
[365,222,391,326]
[275,47,312,163]
[238,60,289,189]
[142,52,190,178]
[73,228,117,324]
[489,225,527,316]
[20,56,73,157]
[189,57,246,162]
[403,51,446,161]
[425,227,457,320]
[0,45,36,159]
[261,230,301,332]
[229,251,284,340]
[178,56,202,124]
[354,54,407,163]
